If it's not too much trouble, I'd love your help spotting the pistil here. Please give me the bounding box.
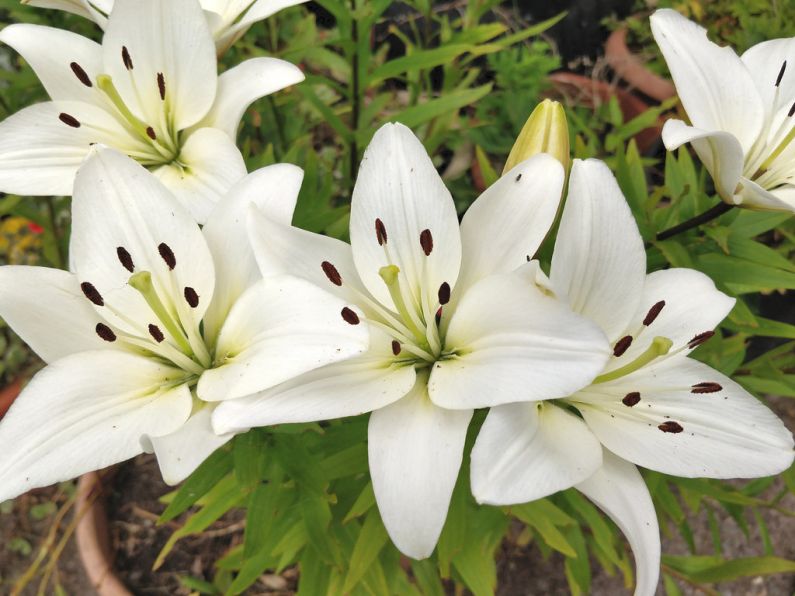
[379,265,428,346]
[128,271,193,356]
[593,336,673,384]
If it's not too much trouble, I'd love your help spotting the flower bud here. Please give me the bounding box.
[503,99,570,173]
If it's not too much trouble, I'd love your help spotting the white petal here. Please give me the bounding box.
[349,123,462,311]
[195,57,304,139]
[650,9,763,152]
[212,327,415,433]
[738,177,795,212]
[0,266,110,363]
[470,402,602,505]
[550,159,646,343]
[23,0,111,25]
[573,357,795,478]
[661,119,745,202]
[202,164,304,343]
[197,275,369,402]
[368,377,472,559]
[152,127,246,224]
[0,101,144,196]
[602,268,735,374]
[214,0,309,51]
[0,350,192,502]
[456,154,564,295]
[0,24,102,102]
[70,147,215,339]
[103,0,216,130]
[742,39,795,126]
[143,405,233,485]
[430,267,610,409]
[575,451,661,596]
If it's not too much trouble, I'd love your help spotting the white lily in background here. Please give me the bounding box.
[21,0,308,54]
[471,159,795,596]
[651,9,795,213]
[212,122,611,559]
[0,0,304,223]
[0,148,368,501]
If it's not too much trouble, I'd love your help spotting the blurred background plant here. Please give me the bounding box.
[0,0,793,594]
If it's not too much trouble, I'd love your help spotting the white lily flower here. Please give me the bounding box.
[651,9,795,213]
[471,159,795,595]
[21,0,308,55]
[0,148,369,501]
[212,122,611,559]
[0,0,304,223]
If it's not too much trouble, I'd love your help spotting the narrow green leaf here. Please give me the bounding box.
[159,448,233,523]
[343,508,389,592]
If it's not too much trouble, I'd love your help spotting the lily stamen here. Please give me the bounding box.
[379,265,427,345]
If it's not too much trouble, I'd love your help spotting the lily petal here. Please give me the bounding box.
[0,266,109,363]
[430,267,610,409]
[575,450,660,596]
[212,327,415,433]
[214,0,309,52]
[368,375,472,559]
[742,38,795,126]
[195,57,304,139]
[661,119,745,202]
[738,177,795,212]
[470,402,602,505]
[0,24,102,103]
[0,350,192,502]
[550,159,646,343]
[650,9,763,153]
[349,123,462,312]
[197,275,369,402]
[152,127,246,224]
[23,0,111,25]
[456,153,564,295]
[573,357,795,478]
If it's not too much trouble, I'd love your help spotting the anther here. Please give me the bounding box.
[158,243,176,270]
[157,73,166,100]
[622,392,640,407]
[146,126,157,140]
[121,46,133,70]
[613,335,633,357]
[148,324,165,343]
[80,282,104,306]
[341,307,360,325]
[375,218,387,246]
[184,287,199,308]
[438,282,451,305]
[95,323,116,342]
[435,307,442,325]
[420,229,433,256]
[70,62,92,87]
[515,173,522,182]
[321,261,342,286]
[776,61,787,87]
[391,340,401,356]
[59,113,80,128]
[658,421,684,434]
[789,102,795,118]
[643,300,665,326]
[687,330,714,349]
[691,382,722,394]
[116,246,135,272]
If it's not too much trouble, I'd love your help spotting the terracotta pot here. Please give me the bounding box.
[0,377,22,419]
[76,472,132,596]
[605,27,675,102]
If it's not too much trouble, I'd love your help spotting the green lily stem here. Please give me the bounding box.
[656,202,733,241]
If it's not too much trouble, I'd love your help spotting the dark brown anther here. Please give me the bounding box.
[622,392,641,407]
[70,62,92,87]
[391,340,401,356]
[515,173,522,182]
[321,261,342,286]
[158,242,176,270]
[419,229,433,256]
[687,330,715,349]
[776,61,787,87]
[146,126,157,140]
[121,46,133,70]
[438,282,451,305]
[613,335,633,357]
[95,323,116,342]
[184,287,199,308]
[157,72,166,100]
[148,323,165,343]
[80,282,104,306]
[375,218,387,246]
[116,246,135,272]
[691,382,722,394]
[341,307,360,325]
[643,300,665,326]
[435,307,442,325]
[59,113,80,128]
[658,421,684,434]
[789,102,795,118]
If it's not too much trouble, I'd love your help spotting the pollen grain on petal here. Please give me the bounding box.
[158,242,176,270]
[691,382,722,394]
[80,281,104,306]
[438,282,451,305]
[121,46,133,70]
[58,113,81,128]
[613,335,633,357]
[687,330,715,349]
[658,421,684,433]
[341,307,360,325]
[70,62,93,87]
[375,218,387,246]
[420,229,434,256]
[184,287,200,308]
[116,246,135,272]
[95,323,116,342]
[643,300,665,326]
[148,323,165,343]
[321,261,342,286]
[622,391,641,407]
[391,340,401,356]
[157,73,166,100]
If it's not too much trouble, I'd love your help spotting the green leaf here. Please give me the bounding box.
[343,482,376,523]
[511,500,577,557]
[697,254,795,293]
[393,84,493,129]
[233,430,267,488]
[343,508,389,592]
[664,555,795,583]
[475,145,498,187]
[369,44,479,84]
[160,448,233,523]
[410,559,445,596]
